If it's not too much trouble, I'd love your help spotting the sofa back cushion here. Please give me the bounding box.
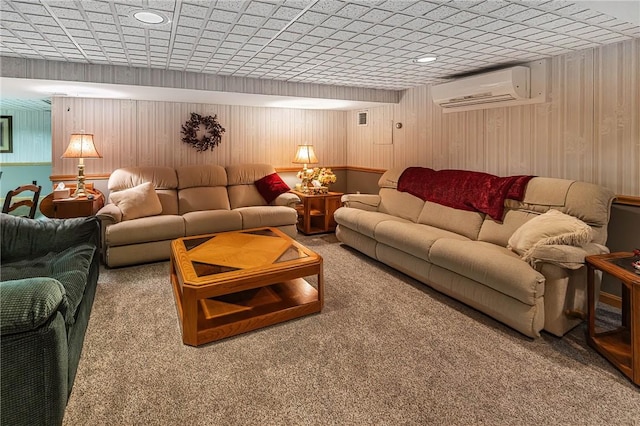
[108,167,179,215]
[176,165,230,214]
[417,201,485,240]
[377,167,424,222]
[477,177,615,247]
[226,163,276,209]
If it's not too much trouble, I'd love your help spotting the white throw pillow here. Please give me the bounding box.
[508,209,593,262]
[109,182,162,221]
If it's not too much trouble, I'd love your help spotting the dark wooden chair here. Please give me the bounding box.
[2,184,42,219]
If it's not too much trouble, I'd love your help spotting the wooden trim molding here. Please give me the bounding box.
[614,195,640,207]
[50,174,111,181]
[0,162,52,166]
[276,166,349,173]
[599,291,622,309]
[345,166,386,173]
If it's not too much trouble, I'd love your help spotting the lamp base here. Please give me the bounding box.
[73,163,88,198]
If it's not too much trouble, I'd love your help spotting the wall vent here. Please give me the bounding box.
[357,110,368,126]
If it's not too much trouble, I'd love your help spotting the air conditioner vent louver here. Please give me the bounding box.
[357,110,368,126]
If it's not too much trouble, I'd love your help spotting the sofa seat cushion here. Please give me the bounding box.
[105,215,185,246]
[1,244,96,325]
[182,210,242,236]
[234,206,297,229]
[429,239,545,305]
[334,208,410,239]
[375,221,469,262]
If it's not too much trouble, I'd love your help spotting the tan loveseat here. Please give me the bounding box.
[334,167,616,338]
[97,163,299,268]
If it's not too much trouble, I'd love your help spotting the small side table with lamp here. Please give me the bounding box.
[40,132,105,219]
[292,143,319,191]
[61,132,102,198]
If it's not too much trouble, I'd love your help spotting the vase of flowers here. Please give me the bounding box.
[296,167,336,193]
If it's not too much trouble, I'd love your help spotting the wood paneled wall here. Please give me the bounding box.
[347,39,639,197]
[0,108,51,163]
[51,99,346,177]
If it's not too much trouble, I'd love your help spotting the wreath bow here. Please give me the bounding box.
[181,112,225,152]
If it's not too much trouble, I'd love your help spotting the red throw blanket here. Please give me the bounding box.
[397,167,534,221]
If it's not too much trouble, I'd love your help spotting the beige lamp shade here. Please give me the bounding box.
[292,144,318,165]
[61,133,102,159]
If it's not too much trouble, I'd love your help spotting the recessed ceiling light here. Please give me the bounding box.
[133,10,166,24]
[414,56,437,64]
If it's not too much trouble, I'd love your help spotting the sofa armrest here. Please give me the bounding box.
[273,192,301,208]
[527,243,609,270]
[0,278,68,335]
[1,214,100,263]
[96,203,123,224]
[341,194,381,211]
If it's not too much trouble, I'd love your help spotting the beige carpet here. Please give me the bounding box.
[64,234,640,425]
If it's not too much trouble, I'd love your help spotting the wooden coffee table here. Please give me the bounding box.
[170,227,323,346]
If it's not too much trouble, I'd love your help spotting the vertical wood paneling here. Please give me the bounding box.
[0,108,51,163]
[594,40,640,196]
[51,99,347,176]
[346,39,638,196]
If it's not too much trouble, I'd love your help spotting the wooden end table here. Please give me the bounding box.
[586,252,640,386]
[170,227,323,346]
[40,185,104,219]
[291,190,343,235]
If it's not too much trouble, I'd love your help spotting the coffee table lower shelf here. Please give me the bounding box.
[171,275,321,346]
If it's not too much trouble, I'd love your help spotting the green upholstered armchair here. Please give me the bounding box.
[1,214,100,426]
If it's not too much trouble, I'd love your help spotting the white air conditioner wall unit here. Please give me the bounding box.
[431,62,547,112]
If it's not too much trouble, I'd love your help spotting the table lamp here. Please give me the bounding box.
[292,144,319,192]
[293,144,319,171]
[61,133,102,198]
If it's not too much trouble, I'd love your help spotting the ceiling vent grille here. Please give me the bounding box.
[357,110,368,126]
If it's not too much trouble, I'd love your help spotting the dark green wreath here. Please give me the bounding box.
[181,112,226,152]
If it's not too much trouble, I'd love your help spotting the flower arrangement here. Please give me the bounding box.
[297,167,337,186]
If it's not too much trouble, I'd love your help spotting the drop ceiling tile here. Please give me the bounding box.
[439,26,467,37]
[509,27,544,39]
[399,1,441,16]
[90,23,117,33]
[457,28,484,39]
[67,28,93,38]
[335,3,371,19]
[96,32,120,41]
[446,10,480,25]
[427,5,463,20]
[5,21,36,31]
[25,15,58,26]
[306,26,333,38]
[491,3,531,18]
[180,3,209,18]
[81,10,112,26]
[422,22,451,34]
[120,26,145,37]
[378,12,413,27]
[49,7,85,20]
[272,5,305,21]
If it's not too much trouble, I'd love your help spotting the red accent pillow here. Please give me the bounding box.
[255,173,290,204]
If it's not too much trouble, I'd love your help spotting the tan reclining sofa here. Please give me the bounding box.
[334,167,616,338]
[97,163,299,268]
